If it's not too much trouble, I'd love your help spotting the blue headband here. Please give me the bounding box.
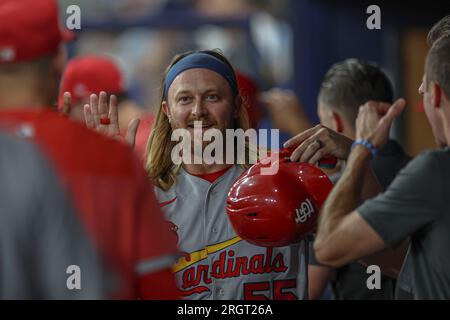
[164,53,238,98]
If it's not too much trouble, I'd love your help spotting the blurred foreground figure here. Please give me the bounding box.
[0,0,179,299]
[0,133,106,299]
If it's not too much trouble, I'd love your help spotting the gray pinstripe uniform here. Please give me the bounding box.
[155,165,308,300]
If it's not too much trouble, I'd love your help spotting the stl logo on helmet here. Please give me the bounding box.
[294,198,314,224]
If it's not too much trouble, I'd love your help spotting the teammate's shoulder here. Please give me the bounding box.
[402,148,450,177]
[14,108,126,148]
[428,146,450,158]
[0,132,46,170]
[0,108,136,173]
[414,148,450,163]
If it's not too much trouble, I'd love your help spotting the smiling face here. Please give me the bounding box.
[162,68,239,147]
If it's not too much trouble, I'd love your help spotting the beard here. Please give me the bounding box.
[170,117,235,164]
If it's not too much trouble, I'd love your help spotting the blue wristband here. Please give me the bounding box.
[351,139,378,158]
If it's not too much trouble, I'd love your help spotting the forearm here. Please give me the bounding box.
[358,238,410,278]
[308,265,334,300]
[314,148,389,267]
[361,161,383,200]
[317,145,373,240]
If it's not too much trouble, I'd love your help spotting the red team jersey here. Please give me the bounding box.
[0,108,179,299]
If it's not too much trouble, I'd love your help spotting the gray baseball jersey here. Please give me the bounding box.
[155,165,308,300]
[0,133,108,299]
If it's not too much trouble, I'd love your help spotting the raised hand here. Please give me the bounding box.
[84,91,140,147]
[356,98,406,148]
[60,92,72,116]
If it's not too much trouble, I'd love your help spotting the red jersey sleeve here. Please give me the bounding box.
[131,157,180,299]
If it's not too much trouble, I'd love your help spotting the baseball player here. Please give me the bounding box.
[0,133,107,299]
[145,50,309,300]
[0,0,179,299]
[85,50,309,299]
[59,55,154,159]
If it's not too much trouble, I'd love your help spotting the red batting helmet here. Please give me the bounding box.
[226,149,334,247]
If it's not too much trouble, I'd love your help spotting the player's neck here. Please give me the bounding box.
[0,86,53,109]
[183,163,232,175]
[0,98,51,110]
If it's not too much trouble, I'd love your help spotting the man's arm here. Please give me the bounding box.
[358,238,410,278]
[314,146,387,267]
[308,265,334,299]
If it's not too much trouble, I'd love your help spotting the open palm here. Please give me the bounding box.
[83,91,140,147]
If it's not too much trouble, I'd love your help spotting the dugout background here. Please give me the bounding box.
[58,0,450,156]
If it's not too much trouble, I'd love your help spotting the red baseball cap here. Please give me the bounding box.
[0,0,74,64]
[59,55,126,109]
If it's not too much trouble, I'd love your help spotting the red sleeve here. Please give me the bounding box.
[137,268,181,300]
[132,157,179,299]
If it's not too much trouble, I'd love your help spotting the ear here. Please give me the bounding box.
[331,111,344,133]
[162,100,171,117]
[431,82,442,108]
[418,79,425,95]
[233,95,242,119]
[162,100,173,124]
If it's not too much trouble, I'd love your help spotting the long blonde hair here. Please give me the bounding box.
[145,49,253,191]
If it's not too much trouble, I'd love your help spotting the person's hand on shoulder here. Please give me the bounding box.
[284,125,353,164]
